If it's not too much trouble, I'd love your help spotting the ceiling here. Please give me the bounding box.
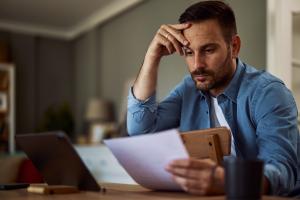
[0,0,144,40]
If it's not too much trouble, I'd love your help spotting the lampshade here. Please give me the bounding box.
[85,98,114,122]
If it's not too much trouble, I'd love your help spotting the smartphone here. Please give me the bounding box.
[0,183,29,190]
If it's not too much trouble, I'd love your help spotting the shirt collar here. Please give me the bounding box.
[221,58,245,103]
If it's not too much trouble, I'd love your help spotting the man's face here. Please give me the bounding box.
[182,20,238,96]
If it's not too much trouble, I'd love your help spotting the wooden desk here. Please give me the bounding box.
[0,183,292,200]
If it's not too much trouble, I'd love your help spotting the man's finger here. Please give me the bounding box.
[157,33,175,54]
[168,158,214,169]
[172,175,208,191]
[163,25,189,46]
[166,166,204,179]
[158,29,183,55]
[170,23,191,30]
[164,33,183,55]
[184,188,208,195]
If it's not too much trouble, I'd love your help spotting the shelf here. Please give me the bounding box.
[0,63,15,154]
[292,59,300,68]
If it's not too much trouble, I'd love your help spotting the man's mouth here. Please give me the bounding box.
[194,74,208,82]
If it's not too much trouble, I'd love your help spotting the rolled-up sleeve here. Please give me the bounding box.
[127,81,185,135]
[127,88,158,135]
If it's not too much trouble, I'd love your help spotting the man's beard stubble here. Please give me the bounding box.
[191,51,233,92]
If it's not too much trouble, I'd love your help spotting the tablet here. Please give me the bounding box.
[15,131,101,191]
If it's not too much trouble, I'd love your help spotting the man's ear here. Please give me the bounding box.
[231,35,241,58]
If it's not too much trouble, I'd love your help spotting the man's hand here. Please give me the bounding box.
[145,23,191,61]
[133,23,190,101]
[165,158,225,195]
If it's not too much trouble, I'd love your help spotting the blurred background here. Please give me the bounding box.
[0,0,299,184]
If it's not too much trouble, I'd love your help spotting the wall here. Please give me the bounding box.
[73,29,99,135]
[10,33,37,133]
[74,0,266,133]
[230,0,266,69]
[0,32,74,135]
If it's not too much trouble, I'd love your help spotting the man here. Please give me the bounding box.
[127,0,300,196]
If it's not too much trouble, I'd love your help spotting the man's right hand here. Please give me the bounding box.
[133,23,191,101]
[145,23,191,62]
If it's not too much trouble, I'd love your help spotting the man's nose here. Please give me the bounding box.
[193,53,206,70]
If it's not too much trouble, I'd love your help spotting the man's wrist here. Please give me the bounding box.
[144,50,162,66]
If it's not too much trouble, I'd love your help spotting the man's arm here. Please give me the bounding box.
[133,23,190,100]
[127,77,186,135]
[127,23,191,135]
[254,81,299,195]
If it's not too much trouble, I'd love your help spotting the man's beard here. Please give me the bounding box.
[191,51,232,92]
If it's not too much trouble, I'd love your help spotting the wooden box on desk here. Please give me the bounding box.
[180,127,231,165]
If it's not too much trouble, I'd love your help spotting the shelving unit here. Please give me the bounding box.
[292,13,300,128]
[0,63,15,154]
[292,59,300,67]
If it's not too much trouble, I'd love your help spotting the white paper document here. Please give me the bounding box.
[104,129,189,191]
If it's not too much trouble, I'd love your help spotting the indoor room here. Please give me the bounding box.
[0,0,299,199]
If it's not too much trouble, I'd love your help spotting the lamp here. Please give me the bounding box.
[85,98,113,122]
[85,98,115,144]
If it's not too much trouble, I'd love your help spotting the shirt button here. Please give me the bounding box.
[206,111,209,114]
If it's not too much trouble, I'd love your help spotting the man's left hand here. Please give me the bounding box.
[165,158,225,195]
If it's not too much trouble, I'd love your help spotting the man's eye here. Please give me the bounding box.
[184,51,194,56]
[205,48,215,53]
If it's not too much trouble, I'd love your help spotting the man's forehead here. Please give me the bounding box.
[182,20,225,48]
[182,20,222,38]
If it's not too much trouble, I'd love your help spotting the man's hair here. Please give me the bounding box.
[179,1,237,43]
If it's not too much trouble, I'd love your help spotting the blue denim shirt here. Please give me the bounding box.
[127,59,300,195]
